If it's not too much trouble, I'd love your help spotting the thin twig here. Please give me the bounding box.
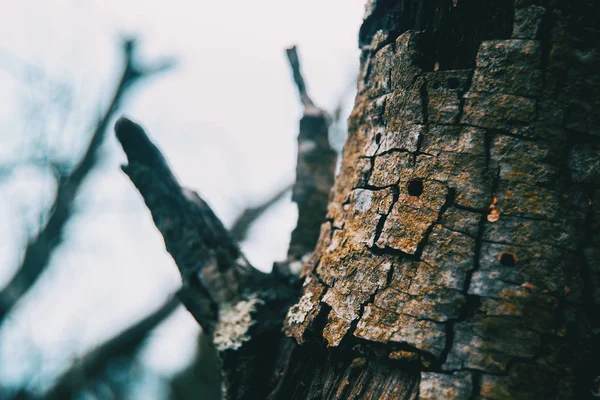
[229,184,293,242]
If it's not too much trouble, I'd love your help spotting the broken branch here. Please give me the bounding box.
[115,117,299,399]
[115,117,273,333]
[285,46,316,111]
[285,46,338,260]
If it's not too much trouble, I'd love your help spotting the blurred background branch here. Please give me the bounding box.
[0,38,174,328]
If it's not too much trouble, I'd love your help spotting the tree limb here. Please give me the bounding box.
[0,38,174,326]
[35,180,292,400]
[115,117,299,399]
[115,117,274,331]
[285,46,316,111]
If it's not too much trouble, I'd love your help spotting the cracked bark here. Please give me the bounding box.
[116,1,599,398]
[283,0,600,398]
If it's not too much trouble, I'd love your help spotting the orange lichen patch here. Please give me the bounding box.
[322,310,354,347]
[498,252,517,267]
[521,282,536,291]
[376,205,439,253]
[487,208,500,222]
[487,195,501,222]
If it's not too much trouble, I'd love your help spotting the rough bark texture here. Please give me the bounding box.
[116,1,600,398]
[284,0,600,398]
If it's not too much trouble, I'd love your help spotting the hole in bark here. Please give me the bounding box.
[432,81,441,89]
[498,252,517,267]
[375,133,381,144]
[447,78,460,89]
[407,180,423,196]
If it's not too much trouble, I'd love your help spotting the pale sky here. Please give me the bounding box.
[0,0,366,396]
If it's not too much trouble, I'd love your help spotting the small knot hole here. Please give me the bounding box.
[447,78,460,89]
[407,180,424,197]
[498,252,517,267]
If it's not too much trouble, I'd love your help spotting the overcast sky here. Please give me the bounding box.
[0,0,366,395]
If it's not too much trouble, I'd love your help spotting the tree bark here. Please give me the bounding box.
[284,0,600,398]
[116,1,600,398]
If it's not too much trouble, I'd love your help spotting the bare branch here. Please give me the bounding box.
[229,184,293,242]
[0,39,174,326]
[115,117,272,332]
[115,117,300,399]
[42,296,180,400]
[286,46,337,260]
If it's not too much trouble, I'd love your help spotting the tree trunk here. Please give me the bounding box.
[283,0,600,398]
[116,1,600,399]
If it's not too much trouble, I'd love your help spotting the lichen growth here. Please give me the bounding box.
[213,297,264,351]
[285,291,315,325]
